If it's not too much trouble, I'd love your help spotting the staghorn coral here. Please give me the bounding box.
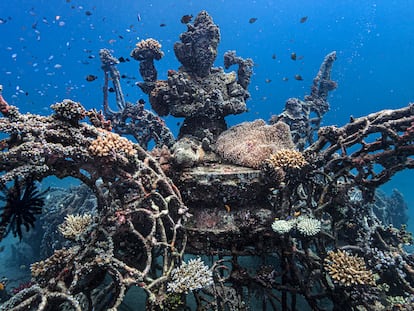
[58,213,92,240]
[215,119,294,168]
[88,130,137,158]
[167,257,213,294]
[324,250,376,287]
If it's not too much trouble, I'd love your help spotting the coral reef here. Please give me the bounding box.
[324,250,376,287]
[215,119,294,168]
[0,100,188,310]
[1,10,414,311]
[167,257,213,294]
[88,130,137,158]
[58,213,92,240]
[264,149,308,170]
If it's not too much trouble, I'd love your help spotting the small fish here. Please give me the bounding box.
[224,204,231,213]
[300,16,308,23]
[294,74,303,81]
[85,10,92,16]
[19,265,26,270]
[118,56,126,63]
[108,87,115,93]
[282,77,289,81]
[265,79,271,83]
[294,211,301,217]
[290,52,297,60]
[249,17,258,24]
[85,74,97,82]
[159,23,166,27]
[137,13,141,22]
[0,18,7,24]
[271,54,276,60]
[181,14,193,24]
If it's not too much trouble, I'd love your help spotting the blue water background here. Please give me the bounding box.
[0,1,413,231]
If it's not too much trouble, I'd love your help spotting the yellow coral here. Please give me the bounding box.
[58,213,92,240]
[324,250,376,287]
[88,130,136,158]
[265,149,308,170]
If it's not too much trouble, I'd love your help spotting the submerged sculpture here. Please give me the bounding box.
[1,10,414,311]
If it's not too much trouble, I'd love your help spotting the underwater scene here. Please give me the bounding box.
[0,0,414,310]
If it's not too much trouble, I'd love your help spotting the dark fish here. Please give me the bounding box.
[181,14,193,24]
[118,56,126,63]
[87,55,95,59]
[249,17,258,24]
[265,79,271,83]
[290,52,297,60]
[118,35,124,39]
[0,18,7,24]
[160,23,166,27]
[85,11,92,16]
[138,99,145,105]
[86,74,98,82]
[108,87,115,93]
[294,74,303,81]
[300,16,308,23]
[271,54,276,60]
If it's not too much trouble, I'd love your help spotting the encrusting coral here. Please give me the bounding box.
[58,213,92,240]
[324,250,376,287]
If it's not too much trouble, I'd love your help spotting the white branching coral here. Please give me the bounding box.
[271,215,321,237]
[167,257,213,294]
[296,216,321,237]
[271,219,295,234]
[58,213,92,240]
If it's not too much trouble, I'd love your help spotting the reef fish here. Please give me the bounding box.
[249,17,258,24]
[180,14,193,24]
[85,74,98,82]
[294,74,303,81]
[291,52,297,60]
[300,16,308,23]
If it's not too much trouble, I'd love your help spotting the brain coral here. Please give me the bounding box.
[215,119,294,168]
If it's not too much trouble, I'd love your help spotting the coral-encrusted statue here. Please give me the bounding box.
[133,11,253,142]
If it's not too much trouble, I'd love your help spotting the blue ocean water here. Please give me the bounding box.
[0,0,414,307]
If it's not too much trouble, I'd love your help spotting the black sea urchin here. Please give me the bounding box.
[0,177,48,241]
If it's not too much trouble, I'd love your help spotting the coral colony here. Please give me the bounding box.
[1,10,414,311]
